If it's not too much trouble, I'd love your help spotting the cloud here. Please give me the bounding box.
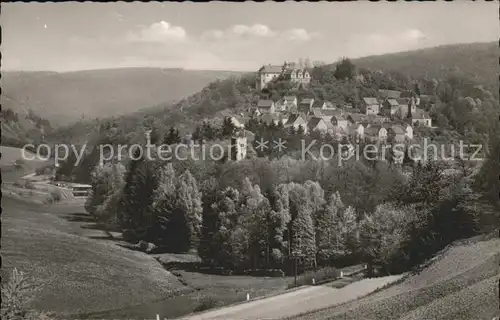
[62,22,322,71]
[402,28,426,41]
[231,24,275,37]
[201,24,319,42]
[282,28,321,41]
[202,24,276,41]
[127,21,187,42]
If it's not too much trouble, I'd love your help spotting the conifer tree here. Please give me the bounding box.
[118,147,159,242]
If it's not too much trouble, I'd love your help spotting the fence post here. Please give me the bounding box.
[156,314,160,320]
[312,278,315,285]
[246,293,250,301]
[340,270,344,278]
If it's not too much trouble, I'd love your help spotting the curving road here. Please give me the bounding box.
[178,275,404,320]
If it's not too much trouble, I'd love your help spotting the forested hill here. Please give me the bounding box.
[1,68,243,126]
[352,42,498,92]
[46,41,499,148]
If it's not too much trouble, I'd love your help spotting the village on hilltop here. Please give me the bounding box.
[225,60,433,160]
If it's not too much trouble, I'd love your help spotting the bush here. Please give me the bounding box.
[193,295,220,312]
[1,268,54,320]
[243,269,285,277]
[135,240,158,253]
[50,190,62,203]
[24,181,35,189]
[197,266,233,275]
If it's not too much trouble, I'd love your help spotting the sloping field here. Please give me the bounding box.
[289,237,500,320]
[1,197,188,317]
[0,145,42,166]
[1,146,51,182]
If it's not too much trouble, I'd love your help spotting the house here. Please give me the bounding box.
[285,114,308,133]
[347,113,369,124]
[282,62,311,85]
[381,98,400,116]
[319,109,343,117]
[348,123,365,140]
[308,108,325,118]
[411,109,432,127]
[330,116,348,130]
[257,61,312,90]
[366,115,389,124]
[229,116,245,129]
[396,97,417,119]
[322,101,336,110]
[260,113,287,126]
[257,65,283,90]
[307,117,329,133]
[378,89,401,99]
[326,123,348,140]
[400,90,421,106]
[252,108,262,117]
[257,99,276,114]
[276,95,298,112]
[298,98,315,113]
[402,123,414,140]
[312,100,326,110]
[360,97,381,115]
[364,124,388,143]
[386,125,406,143]
[282,95,298,110]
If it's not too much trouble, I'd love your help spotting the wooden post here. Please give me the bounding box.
[293,257,297,286]
[246,293,250,301]
[156,314,160,320]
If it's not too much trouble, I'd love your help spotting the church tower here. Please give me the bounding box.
[230,129,247,161]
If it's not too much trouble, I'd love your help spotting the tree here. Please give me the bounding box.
[198,177,221,264]
[202,121,217,140]
[221,117,235,138]
[287,183,316,269]
[334,58,356,80]
[149,125,161,145]
[85,162,126,228]
[118,147,159,242]
[177,170,203,251]
[192,125,203,144]
[164,126,181,145]
[357,203,415,275]
[315,191,344,265]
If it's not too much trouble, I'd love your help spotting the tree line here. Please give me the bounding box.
[85,148,483,276]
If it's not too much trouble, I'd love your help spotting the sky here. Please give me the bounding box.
[2,1,498,72]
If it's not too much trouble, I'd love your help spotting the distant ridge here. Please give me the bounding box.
[1,67,243,126]
[352,41,498,90]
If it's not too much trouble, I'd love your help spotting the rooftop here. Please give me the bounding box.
[259,65,283,74]
[379,89,402,99]
[386,98,399,107]
[257,100,274,108]
[363,97,380,105]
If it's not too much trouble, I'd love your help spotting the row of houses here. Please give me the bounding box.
[255,97,346,116]
[256,108,413,143]
[360,89,432,127]
[257,93,431,128]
